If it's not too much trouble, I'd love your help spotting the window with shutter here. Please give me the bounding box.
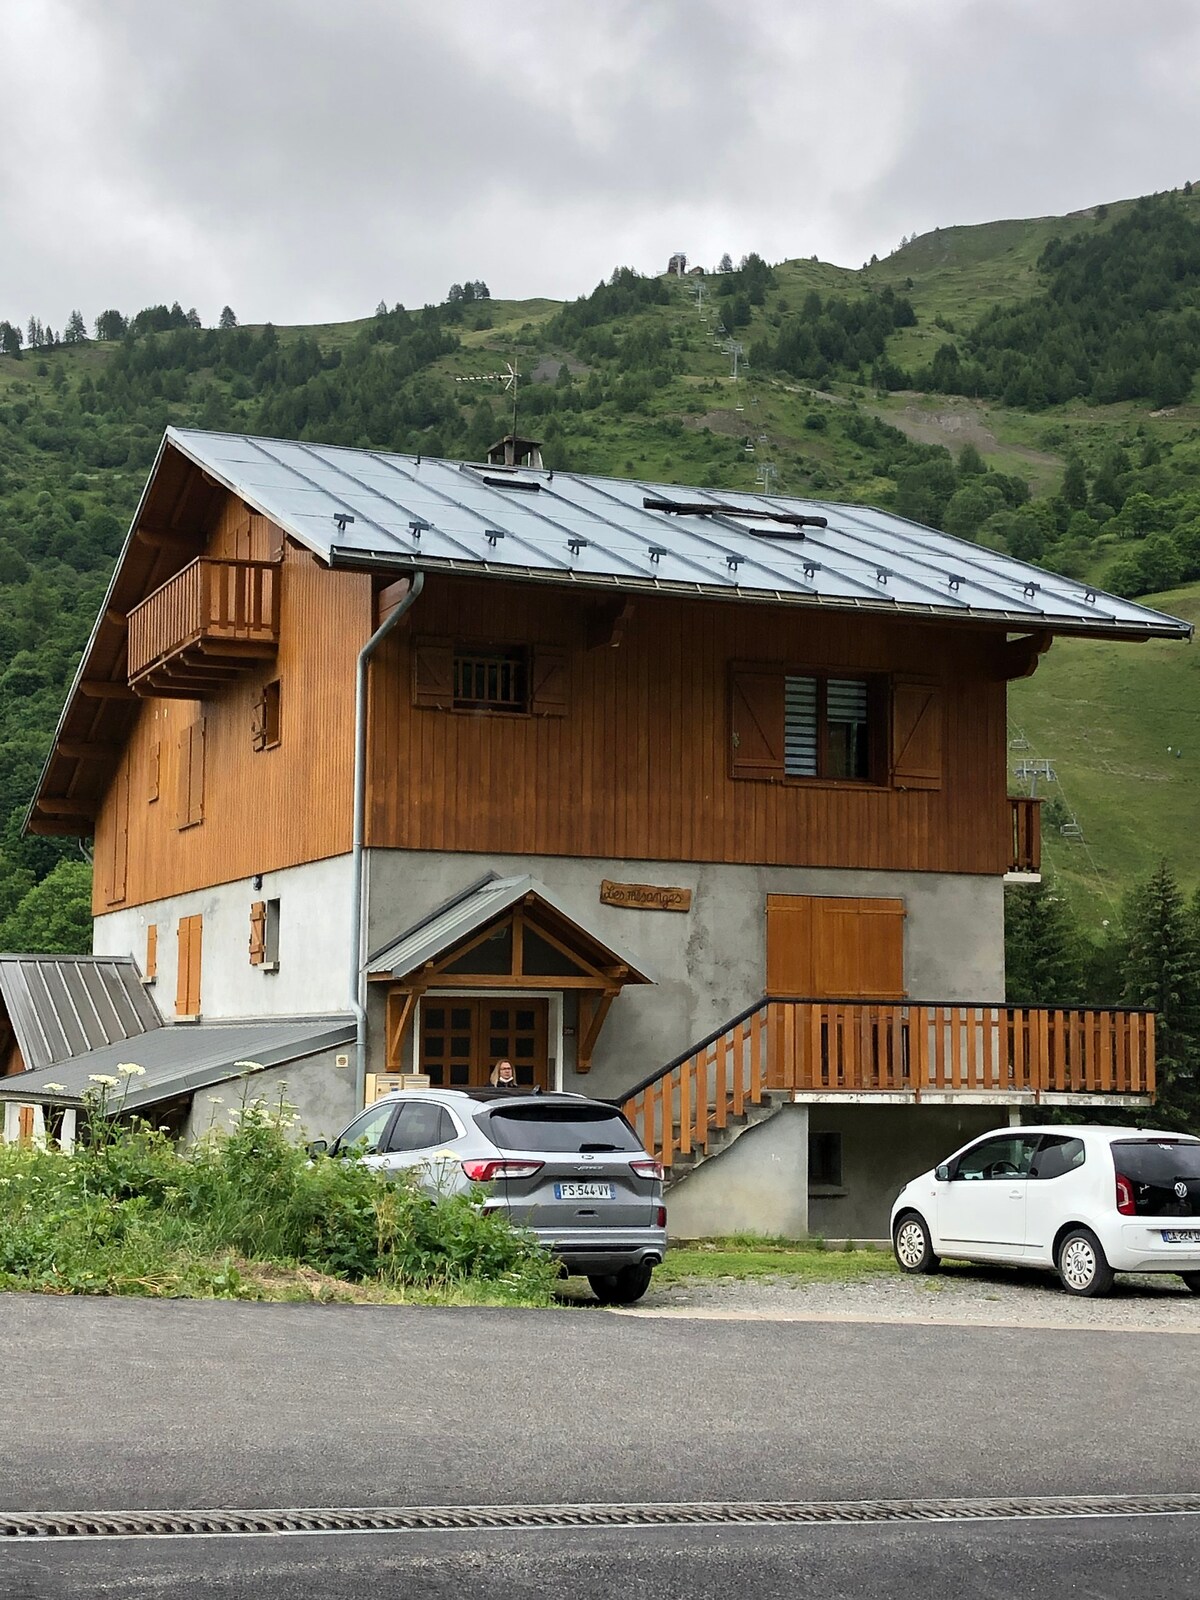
[732,667,880,783]
[767,894,906,999]
[148,740,160,803]
[252,681,282,750]
[176,717,206,829]
[175,914,203,1017]
[890,678,944,791]
[145,923,157,982]
[730,670,784,778]
[412,638,455,708]
[106,760,130,905]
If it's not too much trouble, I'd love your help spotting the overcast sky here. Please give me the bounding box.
[3,0,1198,330]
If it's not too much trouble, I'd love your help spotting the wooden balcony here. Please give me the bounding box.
[1007,795,1041,875]
[126,558,279,698]
[624,998,1155,1171]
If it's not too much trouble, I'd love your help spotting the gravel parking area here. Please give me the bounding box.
[627,1263,1200,1331]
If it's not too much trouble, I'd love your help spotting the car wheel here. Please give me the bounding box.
[893,1212,941,1274]
[588,1263,654,1305]
[1056,1227,1115,1297]
[1180,1272,1200,1295]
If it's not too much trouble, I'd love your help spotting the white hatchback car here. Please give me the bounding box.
[891,1124,1200,1297]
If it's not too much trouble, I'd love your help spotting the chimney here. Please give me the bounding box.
[486,433,544,470]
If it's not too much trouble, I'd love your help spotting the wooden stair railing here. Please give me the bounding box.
[623,999,1156,1170]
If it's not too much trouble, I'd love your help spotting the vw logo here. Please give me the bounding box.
[1175,1180,1189,1200]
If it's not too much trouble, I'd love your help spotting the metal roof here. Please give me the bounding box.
[165,426,1193,641]
[367,874,653,983]
[0,1015,355,1110]
[0,955,162,1073]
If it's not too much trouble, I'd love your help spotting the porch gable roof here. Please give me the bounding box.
[0,953,163,1074]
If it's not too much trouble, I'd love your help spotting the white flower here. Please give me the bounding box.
[41,1082,67,1094]
[117,1063,146,1077]
[207,1096,224,1105]
[88,1074,119,1088]
[234,1060,265,1073]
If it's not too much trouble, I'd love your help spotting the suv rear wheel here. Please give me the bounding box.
[1056,1227,1115,1297]
[588,1263,654,1305]
[893,1212,940,1274]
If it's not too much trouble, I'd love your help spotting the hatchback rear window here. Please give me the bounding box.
[1111,1140,1200,1183]
[480,1104,643,1154]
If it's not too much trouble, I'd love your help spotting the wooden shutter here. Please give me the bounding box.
[176,914,203,1016]
[249,900,266,965]
[106,760,130,905]
[767,895,906,1000]
[891,678,943,791]
[145,923,158,981]
[251,690,268,750]
[177,717,206,828]
[412,638,455,708]
[530,648,569,717]
[148,740,160,803]
[729,669,785,779]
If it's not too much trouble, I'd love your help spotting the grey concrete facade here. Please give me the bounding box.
[365,848,1006,1099]
[93,854,354,1023]
[667,1101,1003,1241]
[179,1045,356,1145]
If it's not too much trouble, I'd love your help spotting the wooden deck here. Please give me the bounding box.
[127,557,279,697]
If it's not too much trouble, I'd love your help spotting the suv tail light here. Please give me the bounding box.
[655,1205,667,1228]
[631,1158,664,1180]
[461,1158,544,1183]
[1115,1172,1135,1215]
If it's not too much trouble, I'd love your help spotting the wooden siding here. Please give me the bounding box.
[367,578,1011,874]
[90,493,370,913]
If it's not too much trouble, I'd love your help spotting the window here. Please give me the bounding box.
[252,680,282,750]
[730,667,943,789]
[385,1102,458,1152]
[145,923,158,983]
[809,1130,843,1188]
[1030,1136,1085,1181]
[175,913,203,1018]
[412,638,568,717]
[479,1104,643,1154]
[251,898,281,969]
[331,1102,397,1156]
[953,1134,1039,1181]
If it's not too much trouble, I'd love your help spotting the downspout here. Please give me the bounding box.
[351,570,425,1108]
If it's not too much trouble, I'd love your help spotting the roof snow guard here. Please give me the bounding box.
[161,427,1192,641]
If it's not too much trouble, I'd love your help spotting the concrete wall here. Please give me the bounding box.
[366,849,1006,1098]
[180,1045,356,1145]
[667,1102,1004,1241]
[94,854,354,1023]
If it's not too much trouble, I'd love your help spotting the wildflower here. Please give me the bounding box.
[117,1063,146,1077]
[208,1096,224,1105]
[42,1083,67,1094]
[234,1060,265,1073]
[88,1074,119,1088]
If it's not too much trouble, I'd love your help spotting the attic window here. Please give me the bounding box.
[454,648,529,712]
[643,497,827,531]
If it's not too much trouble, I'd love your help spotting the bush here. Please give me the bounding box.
[0,1083,556,1302]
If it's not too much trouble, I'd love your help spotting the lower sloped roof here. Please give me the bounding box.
[0,1015,355,1111]
[0,954,163,1073]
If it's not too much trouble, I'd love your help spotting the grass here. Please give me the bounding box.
[654,1238,895,1287]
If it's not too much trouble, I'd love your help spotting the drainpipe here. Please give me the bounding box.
[351,570,425,1108]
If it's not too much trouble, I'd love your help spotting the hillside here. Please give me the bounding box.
[3,185,1200,946]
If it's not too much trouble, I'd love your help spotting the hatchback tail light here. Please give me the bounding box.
[1115,1172,1135,1215]
[631,1158,664,1181]
[461,1158,544,1183]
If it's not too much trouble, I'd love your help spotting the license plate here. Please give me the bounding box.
[1161,1229,1200,1243]
[555,1182,615,1201]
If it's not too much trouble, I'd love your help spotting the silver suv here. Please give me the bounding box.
[314,1089,667,1304]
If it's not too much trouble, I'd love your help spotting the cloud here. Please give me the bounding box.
[0,0,1196,328]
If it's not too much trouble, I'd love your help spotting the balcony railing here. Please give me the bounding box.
[624,997,1155,1171]
[1007,795,1042,874]
[127,558,279,697]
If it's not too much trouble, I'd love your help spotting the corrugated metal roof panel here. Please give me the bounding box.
[163,427,1193,641]
[0,955,163,1073]
[0,1015,355,1110]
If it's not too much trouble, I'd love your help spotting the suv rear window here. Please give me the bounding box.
[480,1104,643,1154]
[1112,1140,1200,1183]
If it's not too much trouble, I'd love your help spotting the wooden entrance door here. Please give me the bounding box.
[766,895,906,999]
[419,998,550,1089]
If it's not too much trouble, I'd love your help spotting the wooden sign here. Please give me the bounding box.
[600,879,692,913]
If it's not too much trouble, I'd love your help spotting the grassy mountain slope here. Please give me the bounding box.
[3,185,1200,945]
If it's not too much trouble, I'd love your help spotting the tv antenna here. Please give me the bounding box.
[455,360,520,433]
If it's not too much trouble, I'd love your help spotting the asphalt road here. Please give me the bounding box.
[2,1296,1198,1596]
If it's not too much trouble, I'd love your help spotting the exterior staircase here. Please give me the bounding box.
[660,1090,786,1190]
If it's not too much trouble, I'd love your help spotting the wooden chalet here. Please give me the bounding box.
[3,426,1190,1237]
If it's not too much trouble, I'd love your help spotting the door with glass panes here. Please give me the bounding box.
[419,998,550,1089]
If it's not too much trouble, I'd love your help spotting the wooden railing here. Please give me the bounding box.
[1007,796,1042,874]
[624,998,1155,1170]
[127,557,279,681]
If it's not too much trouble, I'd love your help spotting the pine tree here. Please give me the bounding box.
[1122,861,1200,1131]
[63,310,87,344]
[1004,879,1085,1005]
[219,305,238,329]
